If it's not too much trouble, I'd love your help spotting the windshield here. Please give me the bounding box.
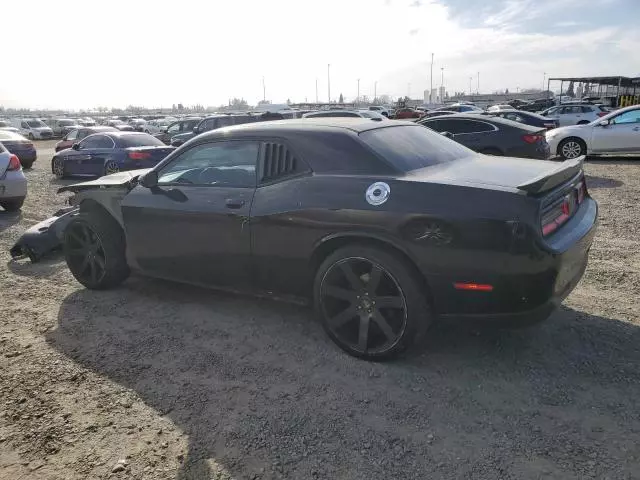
[27,120,46,128]
[119,134,165,147]
[360,125,474,172]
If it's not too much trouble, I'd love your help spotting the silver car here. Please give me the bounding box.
[0,143,27,211]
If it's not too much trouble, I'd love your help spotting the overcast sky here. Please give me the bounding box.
[1,0,638,109]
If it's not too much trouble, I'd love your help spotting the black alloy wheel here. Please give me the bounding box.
[65,221,107,286]
[315,245,431,360]
[104,161,119,176]
[52,157,65,178]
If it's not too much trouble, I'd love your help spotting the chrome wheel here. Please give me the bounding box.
[65,222,107,285]
[53,157,65,178]
[560,140,583,159]
[320,257,407,355]
[104,161,119,175]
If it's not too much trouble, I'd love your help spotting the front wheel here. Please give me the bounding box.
[314,244,431,360]
[103,160,119,176]
[52,157,65,178]
[558,137,586,160]
[63,212,130,289]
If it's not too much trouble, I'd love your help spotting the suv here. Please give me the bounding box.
[154,117,203,144]
[540,104,608,126]
[11,118,54,139]
[170,115,259,146]
[47,118,82,137]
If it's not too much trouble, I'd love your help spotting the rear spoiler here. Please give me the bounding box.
[517,156,584,194]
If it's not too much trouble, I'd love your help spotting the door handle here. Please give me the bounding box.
[225,198,245,209]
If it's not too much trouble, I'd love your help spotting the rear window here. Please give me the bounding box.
[118,134,165,147]
[360,125,474,172]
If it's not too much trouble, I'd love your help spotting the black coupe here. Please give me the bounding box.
[58,119,597,360]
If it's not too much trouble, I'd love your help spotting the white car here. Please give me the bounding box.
[144,117,177,134]
[11,118,54,139]
[0,144,27,211]
[546,105,640,160]
[486,104,516,112]
[540,104,608,127]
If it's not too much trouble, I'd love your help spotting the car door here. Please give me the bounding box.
[121,140,259,288]
[590,109,640,153]
[64,134,104,174]
[431,119,495,151]
[562,106,584,125]
[83,134,117,173]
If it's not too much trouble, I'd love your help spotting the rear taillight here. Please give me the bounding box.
[597,112,607,117]
[7,154,21,171]
[128,151,151,160]
[523,134,544,144]
[541,178,587,236]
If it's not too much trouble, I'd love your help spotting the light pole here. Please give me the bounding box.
[262,76,266,102]
[542,72,546,94]
[357,78,360,106]
[374,81,377,102]
[469,77,473,96]
[429,52,434,103]
[408,82,411,99]
[315,78,318,103]
[327,64,331,103]
[477,72,480,94]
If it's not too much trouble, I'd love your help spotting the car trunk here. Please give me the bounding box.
[125,145,174,167]
[1,140,35,154]
[405,154,583,193]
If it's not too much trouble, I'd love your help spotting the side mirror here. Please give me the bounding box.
[72,143,80,150]
[598,119,610,126]
[192,127,199,133]
[140,170,158,188]
[440,131,455,139]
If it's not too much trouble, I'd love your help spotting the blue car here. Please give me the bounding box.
[51,131,175,178]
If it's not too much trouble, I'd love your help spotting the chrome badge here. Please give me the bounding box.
[366,182,390,206]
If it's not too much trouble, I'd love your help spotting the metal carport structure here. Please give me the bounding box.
[548,76,640,107]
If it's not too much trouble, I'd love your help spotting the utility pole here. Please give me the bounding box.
[357,78,360,106]
[262,76,266,102]
[429,52,434,103]
[327,64,331,103]
[374,81,377,102]
[315,78,318,103]
[477,72,480,94]
[469,77,473,96]
[542,72,547,94]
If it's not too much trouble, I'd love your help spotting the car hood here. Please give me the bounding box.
[404,154,582,193]
[57,168,152,193]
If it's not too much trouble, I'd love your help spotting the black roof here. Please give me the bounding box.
[199,118,409,141]
[419,113,540,132]
[100,131,153,138]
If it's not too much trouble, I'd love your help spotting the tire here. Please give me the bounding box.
[558,137,586,160]
[480,148,503,156]
[577,120,590,125]
[63,211,130,289]
[313,244,431,360]
[52,156,65,178]
[20,160,34,170]
[1,198,25,212]
[103,160,119,176]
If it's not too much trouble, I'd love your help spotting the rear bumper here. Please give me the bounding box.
[0,172,28,198]
[429,198,597,325]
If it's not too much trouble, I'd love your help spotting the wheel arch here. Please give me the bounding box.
[557,135,587,156]
[78,198,125,230]
[308,233,434,306]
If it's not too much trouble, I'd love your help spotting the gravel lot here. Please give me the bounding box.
[1,140,639,479]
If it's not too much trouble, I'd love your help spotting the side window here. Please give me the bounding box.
[611,110,640,125]
[217,117,235,128]
[167,122,181,134]
[80,134,114,149]
[434,119,467,134]
[564,106,581,114]
[21,121,29,129]
[201,118,217,131]
[421,119,442,131]
[581,106,594,113]
[67,130,79,141]
[260,142,309,183]
[157,141,259,187]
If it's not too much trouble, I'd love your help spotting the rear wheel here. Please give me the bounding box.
[1,198,25,212]
[314,244,431,360]
[103,161,119,176]
[63,212,130,289]
[558,137,586,160]
[577,120,590,125]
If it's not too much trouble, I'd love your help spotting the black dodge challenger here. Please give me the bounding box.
[57,119,597,360]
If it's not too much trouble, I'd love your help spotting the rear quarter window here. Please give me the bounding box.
[360,125,474,172]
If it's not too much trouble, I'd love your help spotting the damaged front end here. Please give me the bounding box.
[10,169,150,262]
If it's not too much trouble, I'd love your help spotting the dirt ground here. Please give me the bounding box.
[1,140,639,480]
